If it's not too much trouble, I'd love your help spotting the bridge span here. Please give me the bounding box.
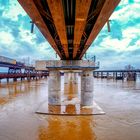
[16,0,121,108]
[94,69,140,81]
[18,0,120,60]
[0,56,48,82]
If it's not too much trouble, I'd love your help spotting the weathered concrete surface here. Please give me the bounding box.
[64,72,69,84]
[35,60,97,70]
[37,76,104,115]
[72,73,78,84]
[81,70,94,106]
[48,70,61,105]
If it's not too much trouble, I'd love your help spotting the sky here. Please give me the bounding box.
[0,0,140,69]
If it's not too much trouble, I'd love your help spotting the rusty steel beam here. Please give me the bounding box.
[79,0,121,59]
[87,0,105,23]
[73,0,92,59]
[18,0,62,58]
[47,0,69,59]
[35,0,53,23]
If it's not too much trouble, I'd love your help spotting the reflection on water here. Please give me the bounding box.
[0,77,140,140]
[38,116,96,140]
[63,79,79,102]
[0,81,34,105]
[63,76,79,99]
[0,77,97,140]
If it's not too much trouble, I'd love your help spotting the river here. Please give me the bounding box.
[0,77,140,140]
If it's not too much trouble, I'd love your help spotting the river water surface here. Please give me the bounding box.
[0,77,140,140]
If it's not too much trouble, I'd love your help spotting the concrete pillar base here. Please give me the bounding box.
[81,91,94,106]
[81,70,94,106]
[48,70,61,105]
[48,91,61,105]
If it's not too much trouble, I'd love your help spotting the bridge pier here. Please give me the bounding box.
[113,72,115,79]
[68,72,78,84]
[35,60,106,115]
[81,70,94,106]
[13,78,17,82]
[107,72,109,79]
[27,77,31,82]
[73,73,78,84]
[64,72,69,84]
[48,70,61,105]
[21,77,24,81]
[36,60,98,106]
[7,78,9,83]
[97,72,99,78]
[101,72,103,79]
[127,72,136,81]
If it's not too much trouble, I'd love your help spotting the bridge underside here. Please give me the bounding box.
[18,0,120,60]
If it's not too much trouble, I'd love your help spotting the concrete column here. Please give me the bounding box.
[107,72,109,79]
[122,72,125,81]
[64,72,69,84]
[81,70,94,106]
[101,72,103,78]
[127,72,136,81]
[13,78,17,82]
[48,70,61,105]
[113,72,115,79]
[97,72,99,78]
[73,73,78,84]
[7,78,9,83]
[116,72,117,80]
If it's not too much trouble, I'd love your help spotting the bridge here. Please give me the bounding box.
[18,0,120,60]
[16,0,121,109]
[0,56,48,82]
[94,69,140,81]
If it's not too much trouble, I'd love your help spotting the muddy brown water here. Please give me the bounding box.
[0,78,140,140]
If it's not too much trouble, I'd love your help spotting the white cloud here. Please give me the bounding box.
[19,29,37,45]
[90,35,131,52]
[122,25,140,39]
[36,42,59,60]
[127,40,140,51]
[104,37,129,51]
[2,0,26,21]
[135,40,140,46]
[0,31,14,45]
[118,0,128,6]
[111,3,140,23]
[134,0,140,2]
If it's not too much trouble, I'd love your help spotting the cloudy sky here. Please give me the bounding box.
[0,0,140,69]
